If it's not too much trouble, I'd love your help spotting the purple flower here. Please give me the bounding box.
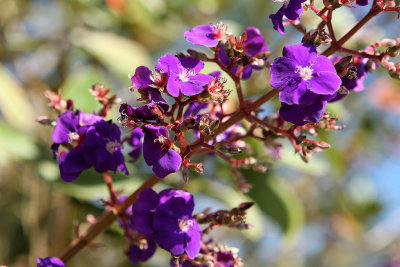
[269,0,307,34]
[153,189,202,259]
[142,125,182,178]
[241,27,269,58]
[127,241,157,264]
[156,54,213,97]
[184,23,227,47]
[128,128,143,161]
[270,43,341,105]
[81,120,128,175]
[279,94,334,125]
[37,257,65,267]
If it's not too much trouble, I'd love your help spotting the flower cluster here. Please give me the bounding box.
[52,110,128,182]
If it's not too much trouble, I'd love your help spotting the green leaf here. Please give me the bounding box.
[69,28,151,80]
[244,169,305,248]
[0,65,35,131]
[0,120,38,167]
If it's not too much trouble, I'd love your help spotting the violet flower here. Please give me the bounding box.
[269,0,307,34]
[156,54,213,97]
[153,189,202,259]
[37,257,65,267]
[184,23,227,47]
[270,43,341,105]
[81,120,128,175]
[131,188,159,235]
[142,125,182,178]
[52,111,128,181]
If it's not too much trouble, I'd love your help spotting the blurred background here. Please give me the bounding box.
[0,0,400,266]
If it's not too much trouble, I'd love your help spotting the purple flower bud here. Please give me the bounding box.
[37,257,65,267]
[128,128,144,161]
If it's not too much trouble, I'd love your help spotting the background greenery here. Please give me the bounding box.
[0,0,399,266]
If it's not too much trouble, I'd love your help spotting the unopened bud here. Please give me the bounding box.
[334,56,353,77]
[187,49,208,61]
[178,117,197,131]
[218,145,242,154]
[387,45,400,57]
[337,86,350,95]
[302,29,332,47]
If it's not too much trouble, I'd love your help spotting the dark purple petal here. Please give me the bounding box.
[282,43,317,67]
[284,0,306,20]
[184,24,219,47]
[279,80,308,105]
[131,66,153,89]
[131,188,159,235]
[269,6,285,34]
[270,57,299,89]
[127,240,157,264]
[58,149,90,182]
[307,99,327,123]
[244,27,268,57]
[179,57,204,73]
[152,149,182,178]
[37,257,65,267]
[158,189,194,208]
[128,128,143,161]
[240,65,254,80]
[218,45,230,66]
[52,111,79,144]
[184,102,209,118]
[279,103,308,126]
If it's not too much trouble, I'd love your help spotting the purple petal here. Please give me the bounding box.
[37,257,65,267]
[184,24,219,47]
[152,149,182,178]
[270,57,298,89]
[184,220,202,259]
[356,0,368,5]
[156,53,182,75]
[131,66,153,88]
[269,7,286,34]
[127,240,157,264]
[307,99,327,123]
[244,27,268,57]
[181,74,212,96]
[167,74,182,97]
[282,44,317,67]
[284,0,306,20]
[279,103,308,126]
[179,57,204,73]
[218,44,230,66]
[279,80,308,105]
[52,111,79,144]
[309,71,341,95]
[58,149,90,182]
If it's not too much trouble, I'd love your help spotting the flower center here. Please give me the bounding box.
[106,141,120,153]
[68,132,80,143]
[213,22,228,40]
[154,135,167,144]
[296,65,313,81]
[179,69,196,82]
[178,217,194,232]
